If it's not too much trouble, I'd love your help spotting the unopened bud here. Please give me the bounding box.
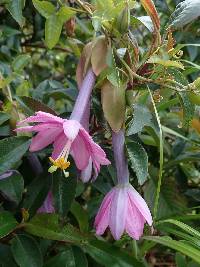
[116,5,130,34]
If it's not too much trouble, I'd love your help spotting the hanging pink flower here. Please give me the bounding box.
[94,184,152,240]
[15,69,110,179]
[16,111,110,177]
[37,191,55,213]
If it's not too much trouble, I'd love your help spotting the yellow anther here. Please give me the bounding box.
[49,157,70,171]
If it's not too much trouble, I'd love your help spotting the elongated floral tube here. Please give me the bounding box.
[112,129,129,185]
[70,68,96,122]
[95,129,152,240]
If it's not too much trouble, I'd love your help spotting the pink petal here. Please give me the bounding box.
[128,185,153,226]
[17,111,63,125]
[16,123,62,133]
[63,120,81,141]
[109,187,128,240]
[80,157,92,183]
[71,133,90,170]
[51,133,68,160]
[30,128,62,152]
[125,197,145,240]
[79,128,110,173]
[95,189,115,235]
[15,126,34,132]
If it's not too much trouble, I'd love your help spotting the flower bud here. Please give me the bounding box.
[116,5,130,34]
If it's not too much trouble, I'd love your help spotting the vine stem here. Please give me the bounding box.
[119,57,187,92]
[148,86,164,221]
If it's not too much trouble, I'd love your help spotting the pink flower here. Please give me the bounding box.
[16,111,110,177]
[37,191,55,213]
[94,184,152,240]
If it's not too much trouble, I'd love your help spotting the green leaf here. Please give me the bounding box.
[0,244,17,267]
[101,80,126,132]
[72,246,88,267]
[45,6,75,49]
[157,219,200,239]
[32,0,56,18]
[0,112,10,126]
[178,91,195,127]
[84,239,145,267]
[144,173,186,219]
[175,253,187,267]
[127,104,152,135]
[18,96,57,116]
[0,171,24,204]
[148,56,184,69]
[44,247,88,267]
[23,173,52,216]
[24,214,89,243]
[0,136,30,175]
[126,140,148,185]
[12,55,31,73]
[53,171,77,217]
[169,0,200,29]
[6,0,25,26]
[143,236,200,264]
[0,212,18,239]
[70,201,89,232]
[11,234,43,267]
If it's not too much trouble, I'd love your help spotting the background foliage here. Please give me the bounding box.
[0,0,200,266]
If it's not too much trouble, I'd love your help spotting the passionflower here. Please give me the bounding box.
[16,69,110,178]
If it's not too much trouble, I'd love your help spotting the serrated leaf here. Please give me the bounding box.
[0,212,18,239]
[127,104,152,135]
[0,136,30,175]
[11,234,43,267]
[169,0,200,29]
[0,171,24,204]
[32,0,56,18]
[126,140,148,185]
[6,0,25,26]
[101,80,125,132]
[53,171,77,217]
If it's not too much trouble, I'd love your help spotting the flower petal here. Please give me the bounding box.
[110,187,128,240]
[30,128,62,152]
[95,189,114,235]
[63,120,81,141]
[128,185,153,226]
[17,111,63,125]
[71,133,90,170]
[125,197,145,240]
[80,157,92,183]
[51,133,68,160]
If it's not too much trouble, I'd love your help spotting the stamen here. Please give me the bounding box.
[48,140,72,174]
